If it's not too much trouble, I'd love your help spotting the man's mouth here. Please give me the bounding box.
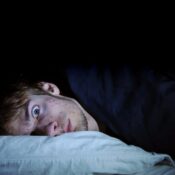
[64,119,74,133]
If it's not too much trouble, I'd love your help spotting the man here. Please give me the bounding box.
[0,63,175,159]
[0,81,99,136]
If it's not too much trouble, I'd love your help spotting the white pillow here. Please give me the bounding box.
[0,131,174,175]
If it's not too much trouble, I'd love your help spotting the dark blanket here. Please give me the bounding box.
[65,64,175,158]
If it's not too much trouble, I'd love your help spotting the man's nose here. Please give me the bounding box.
[46,121,63,136]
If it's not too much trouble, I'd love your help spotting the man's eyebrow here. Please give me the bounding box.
[24,100,31,121]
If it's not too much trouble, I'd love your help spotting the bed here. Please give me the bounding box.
[1,63,175,174]
[0,131,175,175]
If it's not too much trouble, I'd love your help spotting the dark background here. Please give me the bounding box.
[1,55,175,86]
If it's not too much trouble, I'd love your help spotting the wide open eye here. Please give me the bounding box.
[31,105,40,119]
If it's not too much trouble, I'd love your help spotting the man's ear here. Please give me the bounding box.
[38,82,60,96]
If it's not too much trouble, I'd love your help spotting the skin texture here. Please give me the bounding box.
[6,82,99,136]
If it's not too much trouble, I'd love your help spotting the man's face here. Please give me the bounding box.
[7,94,99,136]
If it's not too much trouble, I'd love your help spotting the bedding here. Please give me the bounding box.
[65,64,175,158]
[0,131,174,175]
